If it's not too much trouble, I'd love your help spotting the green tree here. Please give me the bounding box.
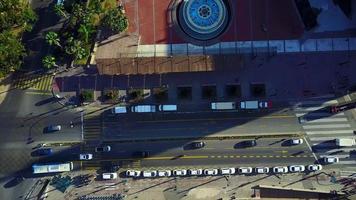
[0,0,37,31]
[45,31,62,48]
[53,4,68,18]
[78,24,93,43]
[42,55,57,69]
[65,37,88,60]
[103,8,129,33]
[0,31,26,77]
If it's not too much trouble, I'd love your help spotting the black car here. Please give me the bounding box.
[132,151,150,158]
[239,140,257,148]
[190,141,206,149]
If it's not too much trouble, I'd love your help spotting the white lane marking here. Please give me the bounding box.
[295,112,344,117]
[304,136,318,162]
[310,136,356,141]
[306,130,354,135]
[303,124,351,129]
[294,106,327,111]
[326,148,356,153]
[302,118,348,123]
[319,154,349,159]
[336,160,356,165]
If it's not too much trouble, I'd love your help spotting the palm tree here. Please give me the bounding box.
[78,24,93,43]
[42,55,57,69]
[65,38,88,67]
[53,4,68,18]
[45,32,62,48]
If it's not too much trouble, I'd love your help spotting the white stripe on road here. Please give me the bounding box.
[306,130,354,135]
[310,136,356,141]
[300,100,338,105]
[295,112,344,117]
[326,148,356,153]
[320,154,349,159]
[302,118,348,123]
[335,161,356,165]
[303,124,351,129]
[295,106,327,111]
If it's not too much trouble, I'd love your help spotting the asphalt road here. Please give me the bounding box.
[77,138,315,169]
[102,109,301,140]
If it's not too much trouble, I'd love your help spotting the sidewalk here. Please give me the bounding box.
[41,169,354,200]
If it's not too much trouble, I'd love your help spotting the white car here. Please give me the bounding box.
[324,156,339,164]
[273,166,288,173]
[203,169,218,175]
[188,169,203,176]
[143,170,157,178]
[158,170,171,177]
[255,167,269,174]
[289,165,305,172]
[173,169,187,176]
[307,164,322,171]
[291,138,303,145]
[126,170,141,177]
[238,167,253,174]
[79,153,93,160]
[220,168,236,175]
[102,172,117,180]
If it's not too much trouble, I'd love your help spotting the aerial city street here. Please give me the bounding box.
[0,0,355,199]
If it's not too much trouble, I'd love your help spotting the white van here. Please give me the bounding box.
[112,106,127,114]
[159,104,177,112]
[102,172,117,180]
[240,101,258,109]
[131,105,156,113]
[211,102,236,110]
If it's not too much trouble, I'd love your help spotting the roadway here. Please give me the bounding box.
[78,138,315,169]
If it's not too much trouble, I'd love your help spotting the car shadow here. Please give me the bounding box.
[3,176,24,188]
[35,97,56,106]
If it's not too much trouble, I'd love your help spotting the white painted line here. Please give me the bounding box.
[326,148,356,153]
[336,160,356,165]
[291,99,338,106]
[303,124,351,129]
[319,154,349,159]
[304,136,318,162]
[302,118,348,123]
[295,106,326,111]
[306,130,354,135]
[310,136,356,141]
[295,112,344,117]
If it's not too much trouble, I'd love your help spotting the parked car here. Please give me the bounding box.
[188,169,203,176]
[190,141,206,149]
[273,166,288,173]
[126,170,141,177]
[173,169,187,176]
[238,167,253,174]
[307,164,322,171]
[95,146,111,152]
[157,170,172,177]
[143,171,157,178]
[34,148,53,156]
[79,153,93,160]
[204,169,218,175]
[102,172,117,180]
[259,101,272,108]
[220,168,236,175]
[289,165,305,172]
[290,138,303,145]
[324,156,339,164]
[132,151,150,158]
[255,167,269,174]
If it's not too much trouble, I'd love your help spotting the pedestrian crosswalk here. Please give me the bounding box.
[83,115,102,141]
[291,97,356,166]
[12,73,53,91]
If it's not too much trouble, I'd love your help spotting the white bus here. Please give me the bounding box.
[32,162,74,174]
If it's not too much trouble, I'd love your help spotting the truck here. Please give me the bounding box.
[335,138,356,147]
[131,105,156,113]
[240,101,258,109]
[211,102,236,110]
